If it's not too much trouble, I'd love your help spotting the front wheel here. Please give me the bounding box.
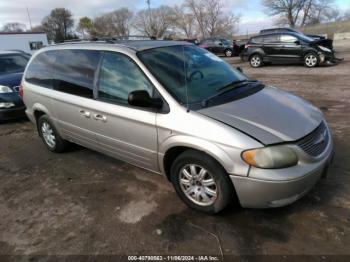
[304,53,319,68]
[170,150,235,214]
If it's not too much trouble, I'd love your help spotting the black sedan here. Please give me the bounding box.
[0,51,29,121]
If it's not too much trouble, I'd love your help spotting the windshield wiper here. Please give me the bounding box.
[201,79,258,107]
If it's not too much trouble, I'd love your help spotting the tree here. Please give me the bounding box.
[90,8,133,38]
[133,5,175,39]
[264,0,339,27]
[173,4,196,38]
[343,9,350,21]
[185,0,239,38]
[1,22,26,32]
[263,0,306,27]
[77,17,93,38]
[41,8,74,42]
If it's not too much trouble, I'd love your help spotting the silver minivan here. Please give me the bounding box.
[21,41,334,213]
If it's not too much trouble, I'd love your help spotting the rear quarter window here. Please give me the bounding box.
[250,37,263,44]
[25,51,56,88]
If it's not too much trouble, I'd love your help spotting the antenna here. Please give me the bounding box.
[182,45,190,113]
[26,7,32,31]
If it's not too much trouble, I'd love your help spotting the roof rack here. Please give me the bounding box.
[61,35,151,44]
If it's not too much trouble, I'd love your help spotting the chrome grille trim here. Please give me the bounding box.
[12,86,20,92]
[296,122,329,157]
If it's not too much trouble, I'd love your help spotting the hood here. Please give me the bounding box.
[0,72,23,87]
[198,86,323,145]
[311,39,333,50]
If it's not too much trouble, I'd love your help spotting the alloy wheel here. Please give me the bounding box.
[250,56,261,67]
[179,164,217,206]
[225,50,232,57]
[305,54,318,67]
[41,121,56,148]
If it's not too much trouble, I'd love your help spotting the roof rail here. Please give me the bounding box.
[61,35,151,44]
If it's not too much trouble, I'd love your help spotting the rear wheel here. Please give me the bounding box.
[250,54,263,68]
[304,53,319,68]
[170,150,235,214]
[224,49,233,57]
[38,115,68,153]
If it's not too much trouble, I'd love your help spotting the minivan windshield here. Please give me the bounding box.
[138,45,247,105]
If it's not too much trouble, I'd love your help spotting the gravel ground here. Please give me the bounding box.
[0,40,350,260]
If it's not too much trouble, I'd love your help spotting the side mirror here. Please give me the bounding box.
[236,67,243,73]
[294,40,301,45]
[128,90,163,109]
[218,42,223,46]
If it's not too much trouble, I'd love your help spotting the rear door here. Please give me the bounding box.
[213,40,224,54]
[92,51,159,172]
[262,35,281,62]
[51,49,102,150]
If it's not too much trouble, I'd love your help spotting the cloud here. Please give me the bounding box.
[0,0,268,34]
[0,0,140,28]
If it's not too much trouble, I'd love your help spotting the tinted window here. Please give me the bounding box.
[250,37,263,44]
[98,52,153,105]
[53,49,101,98]
[25,51,55,88]
[263,35,279,43]
[280,35,297,43]
[0,54,29,75]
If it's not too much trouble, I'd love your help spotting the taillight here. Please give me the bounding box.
[19,83,24,98]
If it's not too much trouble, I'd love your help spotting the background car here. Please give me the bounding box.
[0,50,29,121]
[259,27,333,50]
[241,32,335,68]
[199,38,238,57]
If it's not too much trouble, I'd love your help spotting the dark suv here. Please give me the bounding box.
[199,38,238,57]
[260,28,326,40]
[241,32,335,68]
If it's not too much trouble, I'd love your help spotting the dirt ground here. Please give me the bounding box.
[1,40,350,260]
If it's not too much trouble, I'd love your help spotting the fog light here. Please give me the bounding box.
[0,102,15,108]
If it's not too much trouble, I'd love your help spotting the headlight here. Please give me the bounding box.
[242,145,298,169]
[0,85,13,93]
[318,45,331,53]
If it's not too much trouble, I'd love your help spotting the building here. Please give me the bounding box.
[0,32,48,54]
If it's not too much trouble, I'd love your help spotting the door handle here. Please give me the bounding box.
[93,114,107,122]
[79,110,91,118]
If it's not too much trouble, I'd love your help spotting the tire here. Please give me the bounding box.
[249,54,263,68]
[224,49,233,57]
[37,115,68,153]
[304,53,319,68]
[170,150,235,214]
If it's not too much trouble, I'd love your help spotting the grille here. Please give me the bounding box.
[296,122,329,157]
[12,86,20,92]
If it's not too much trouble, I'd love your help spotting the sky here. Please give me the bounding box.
[0,0,349,35]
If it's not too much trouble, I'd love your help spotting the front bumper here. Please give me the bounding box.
[230,136,334,208]
[0,106,26,120]
[318,52,342,65]
[0,93,26,121]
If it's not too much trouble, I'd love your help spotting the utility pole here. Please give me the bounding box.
[26,6,33,31]
[146,0,153,38]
